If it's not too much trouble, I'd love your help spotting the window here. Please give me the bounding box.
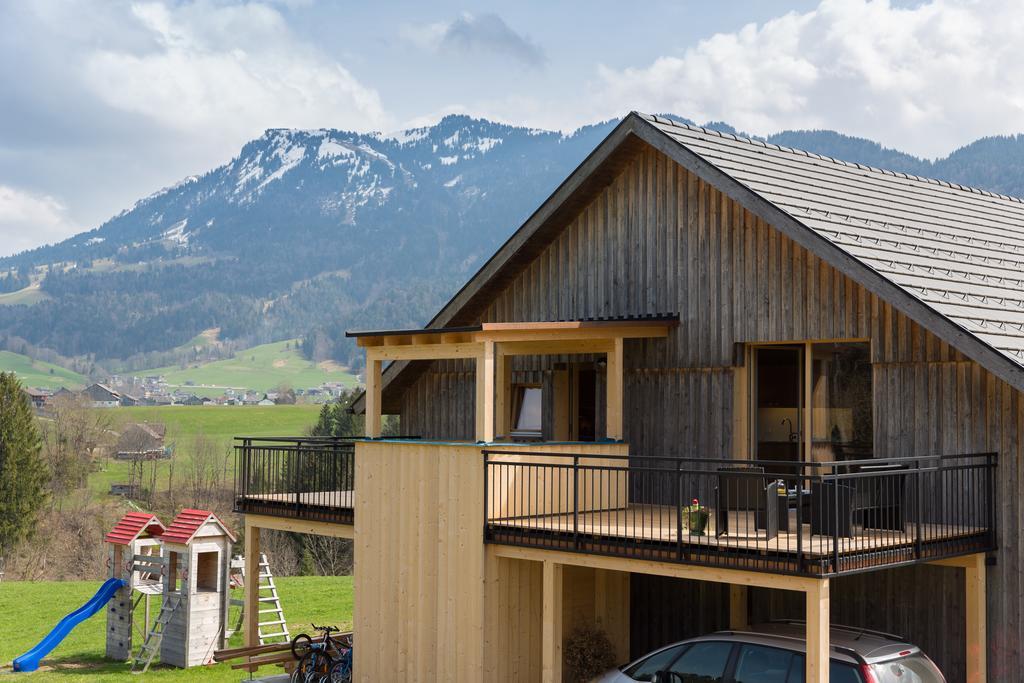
[750,341,872,463]
[510,385,542,437]
[196,551,219,592]
[624,644,687,681]
[786,656,864,683]
[734,644,794,683]
[666,641,733,681]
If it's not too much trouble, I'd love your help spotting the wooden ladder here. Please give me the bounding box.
[131,594,181,674]
[255,554,290,644]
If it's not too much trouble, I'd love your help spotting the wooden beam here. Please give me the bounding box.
[241,514,354,539]
[805,578,830,683]
[479,340,496,442]
[606,337,624,440]
[964,554,987,683]
[496,339,615,357]
[366,342,484,361]
[243,522,261,647]
[495,351,511,437]
[542,560,563,683]
[365,356,382,438]
[492,545,820,592]
[729,584,749,630]
[478,325,670,343]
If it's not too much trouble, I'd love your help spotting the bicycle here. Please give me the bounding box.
[327,634,353,683]
[290,624,345,683]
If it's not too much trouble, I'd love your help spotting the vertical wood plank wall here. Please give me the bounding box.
[354,440,631,683]
[397,146,1024,678]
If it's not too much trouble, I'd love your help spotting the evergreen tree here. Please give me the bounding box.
[0,372,49,563]
[310,390,365,437]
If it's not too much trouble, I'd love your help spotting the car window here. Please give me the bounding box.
[666,641,733,681]
[624,644,687,681]
[787,656,863,683]
[734,644,793,683]
[868,654,944,683]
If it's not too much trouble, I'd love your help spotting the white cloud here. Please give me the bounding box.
[594,0,1024,158]
[80,1,389,141]
[0,186,81,257]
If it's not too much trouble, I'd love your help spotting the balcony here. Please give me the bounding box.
[233,437,355,525]
[483,451,996,577]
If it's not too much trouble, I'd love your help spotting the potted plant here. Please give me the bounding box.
[682,497,709,536]
[563,627,617,682]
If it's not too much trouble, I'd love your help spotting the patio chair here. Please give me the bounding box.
[715,467,780,540]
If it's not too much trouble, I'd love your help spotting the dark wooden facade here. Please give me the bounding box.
[396,146,1023,680]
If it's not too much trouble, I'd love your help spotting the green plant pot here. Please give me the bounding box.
[684,508,709,536]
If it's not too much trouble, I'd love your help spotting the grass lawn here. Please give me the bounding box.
[139,339,359,394]
[0,351,88,390]
[0,576,353,681]
[88,405,323,496]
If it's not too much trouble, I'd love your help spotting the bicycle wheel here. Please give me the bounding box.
[291,633,313,660]
[297,651,333,683]
[328,652,352,683]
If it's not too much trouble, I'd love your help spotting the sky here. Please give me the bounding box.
[3,0,1024,257]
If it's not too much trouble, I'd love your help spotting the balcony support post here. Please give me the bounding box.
[365,353,382,438]
[606,337,624,440]
[805,578,829,683]
[729,584,748,630]
[495,347,511,438]
[542,560,564,683]
[243,521,261,647]
[477,340,496,442]
[933,553,988,683]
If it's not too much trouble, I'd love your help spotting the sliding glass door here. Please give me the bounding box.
[751,341,873,464]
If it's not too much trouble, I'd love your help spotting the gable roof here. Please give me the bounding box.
[641,113,1024,372]
[160,508,236,545]
[357,112,1024,410]
[104,512,165,545]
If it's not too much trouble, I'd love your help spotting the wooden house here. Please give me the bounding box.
[83,382,121,408]
[233,113,1024,682]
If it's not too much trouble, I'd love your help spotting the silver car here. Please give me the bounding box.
[595,621,945,683]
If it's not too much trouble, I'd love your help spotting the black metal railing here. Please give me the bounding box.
[234,436,357,524]
[483,451,996,577]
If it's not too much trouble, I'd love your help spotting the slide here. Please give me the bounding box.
[12,577,128,672]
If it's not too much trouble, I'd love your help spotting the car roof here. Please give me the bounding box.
[644,622,920,666]
[702,622,918,664]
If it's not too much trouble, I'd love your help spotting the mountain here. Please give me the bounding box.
[3,114,1024,371]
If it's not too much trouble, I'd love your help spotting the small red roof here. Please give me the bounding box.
[160,508,237,545]
[104,512,165,545]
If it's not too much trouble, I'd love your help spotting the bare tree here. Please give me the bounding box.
[39,395,114,502]
[303,536,353,576]
[177,434,232,513]
[259,530,301,576]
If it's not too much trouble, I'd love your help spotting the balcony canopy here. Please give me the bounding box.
[347,314,678,440]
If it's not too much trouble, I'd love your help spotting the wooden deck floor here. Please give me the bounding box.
[488,504,983,559]
[239,490,354,508]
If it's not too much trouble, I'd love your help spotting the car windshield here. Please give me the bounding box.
[868,654,945,683]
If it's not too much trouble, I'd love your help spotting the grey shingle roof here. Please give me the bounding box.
[642,113,1024,368]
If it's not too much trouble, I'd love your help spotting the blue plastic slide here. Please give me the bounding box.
[12,577,128,672]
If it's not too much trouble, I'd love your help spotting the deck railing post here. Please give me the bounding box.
[831,467,840,574]
[483,451,489,542]
[921,458,929,561]
[573,454,579,551]
[796,468,804,572]
[676,462,684,562]
[294,447,302,515]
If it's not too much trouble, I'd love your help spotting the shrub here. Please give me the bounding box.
[563,627,618,682]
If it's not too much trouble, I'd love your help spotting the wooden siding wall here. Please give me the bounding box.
[354,440,630,683]
[398,146,1024,679]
